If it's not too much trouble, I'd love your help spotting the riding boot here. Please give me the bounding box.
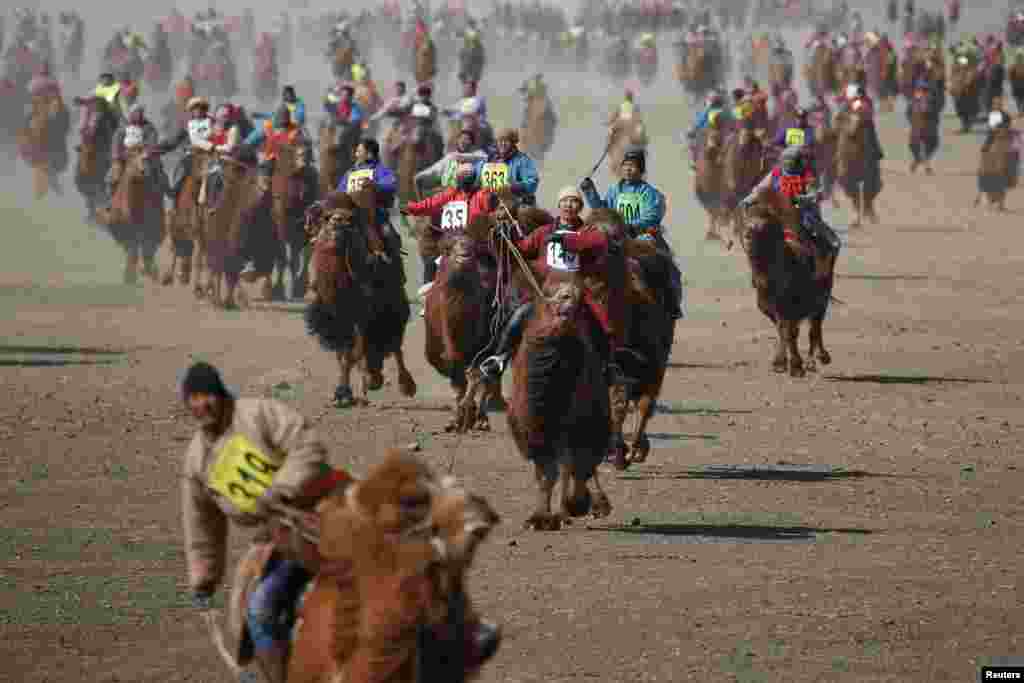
[480,302,534,380]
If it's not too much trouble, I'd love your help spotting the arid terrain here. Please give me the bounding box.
[3,6,1024,682]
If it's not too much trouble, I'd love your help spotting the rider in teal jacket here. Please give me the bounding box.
[580,145,682,319]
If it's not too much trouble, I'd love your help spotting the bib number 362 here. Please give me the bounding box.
[441,200,468,231]
[480,163,509,190]
[208,434,282,514]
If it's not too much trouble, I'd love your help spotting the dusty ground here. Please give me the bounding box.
[3,31,1024,683]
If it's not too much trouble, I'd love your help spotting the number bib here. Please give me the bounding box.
[777,174,803,197]
[479,162,509,190]
[188,118,211,145]
[784,128,806,146]
[207,434,283,514]
[346,168,374,192]
[124,124,145,147]
[441,200,468,231]
[616,192,643,225]
[546,234,581,272]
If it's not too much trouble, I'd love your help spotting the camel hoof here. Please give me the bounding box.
[817,350,832,365]
[366,370,385,392]
[607,441,629,471]
[161,272,174,286]
[474,415,491,432]
[772,358,788,373]
[590,493,613,519]
[630,434,651,464]
[193,286,205,300]
[524,513,562,531]
[789,363,806,378]
[333,385,355,408]
[397,371,417,398]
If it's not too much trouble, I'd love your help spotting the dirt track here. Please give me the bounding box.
[4,38,1024,683]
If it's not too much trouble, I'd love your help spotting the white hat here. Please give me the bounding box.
[558,186,583,203]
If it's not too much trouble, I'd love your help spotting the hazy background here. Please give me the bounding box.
[0,0,1003,297]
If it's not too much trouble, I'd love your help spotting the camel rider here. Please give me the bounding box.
[740,145,840,278]
[256,105,303,170]
[280,85,306,128]
[686,90,732,169]
[455,107,496,154]
[479,186,624,384]
[772,106,817,171]
[370,80,413,124]
[402,162,497,301]
[326,83,364,126]
[180,361,344,683]
[844,83,885,160]
[415,127,487,194]
[609,88,639,128]
[93,72,123,118]
[443,80,490,127]
[159,96,214,201]
[412,83,439,124]
[337,138,403,265]
[581,145,684,320]
[981,99,1012,152]
[483,129,539,205]
[107,103,167,202]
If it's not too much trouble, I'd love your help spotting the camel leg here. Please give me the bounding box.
[558,459,593,521]
[124,242,139,285]
[191,236,206,299]
[446,372,470,433]
[333,349,357,408]
[473,380,497,432]
[606,383,629,471]
[525,459,561,531]
[589,469,613,519]
[772,319,788,373]
[809,313,832,366]
[705,210,719,241]
[785,319,805,377]
[392,348,417,398]
[627,395,657,465]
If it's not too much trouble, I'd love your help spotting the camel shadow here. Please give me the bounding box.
[617,464,893,482]
[835,273,932,281]
[0,358,121,367]
[0,345,126,355]
[824,373,991,385]
[589,522,874,542]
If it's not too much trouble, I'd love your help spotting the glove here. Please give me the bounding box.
[399,205,410,216]
[579,177,596,194]
[191,591,214,610]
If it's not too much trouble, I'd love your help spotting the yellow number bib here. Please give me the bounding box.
[346,168,374,193]
[480,162,509,190]
[785,128,806,146]
[207,434,283,514]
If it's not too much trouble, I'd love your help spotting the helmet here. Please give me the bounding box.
[622,144,646,173]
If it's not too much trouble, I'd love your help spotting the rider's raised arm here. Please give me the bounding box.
[405,185,458,218]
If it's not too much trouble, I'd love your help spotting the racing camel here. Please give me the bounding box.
[304,187,417,407]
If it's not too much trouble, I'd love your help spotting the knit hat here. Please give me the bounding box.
[181,362,232,400]
[558,186,582,203]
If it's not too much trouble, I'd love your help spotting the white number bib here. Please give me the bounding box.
[546,232,580,272]
[440,200,468,231]
[411,103,432,119]
[124,124,145,147]
[188,117,212,146]
[346,168,374,192]
[989,111,1005,128]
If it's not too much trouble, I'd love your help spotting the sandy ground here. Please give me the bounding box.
[3,9,1024,682]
